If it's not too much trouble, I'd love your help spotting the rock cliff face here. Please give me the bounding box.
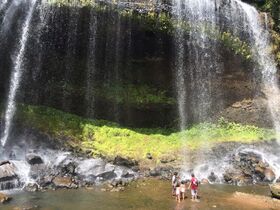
[0,0,277,128]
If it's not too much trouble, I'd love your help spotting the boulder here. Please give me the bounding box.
[160,155,176,164]
[121,171,134,179]
[60,161,76,175]
[0,160,11,166]
[0,161,17,182]
[54,158,77,176]
[97,171,117,180]
[149,168,161,177]
[76,159,107,177]
[201,178,209,184]
[29,164,48,180]
[23,183,39,192]
[38,175,54,188]
[113,156,138,167]
[146,153,153,160]
[223,170,243,184]
[26,154,43,165]
[229,151,275,183]
[131,166,140,172]
[270,183,280,199]
[52,177,76,189]
[264,168,276,182]
[0,192,11,204]
[208,172,218,183]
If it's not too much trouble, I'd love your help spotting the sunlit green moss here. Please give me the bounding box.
[16,105,276,161]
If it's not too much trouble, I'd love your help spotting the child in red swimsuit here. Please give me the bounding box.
[188,173,198,201]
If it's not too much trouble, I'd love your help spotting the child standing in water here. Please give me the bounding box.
[171,172,178,196]
[175,183,181,203]
[180,181,186,200]
[188,173,199,201]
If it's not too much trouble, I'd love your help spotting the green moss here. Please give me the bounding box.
[272,30,280,66]
[16,105,276,161]
[95,83,175,106]
[220,31,252,59]
[45,0,96,7]
[44,0,256,62]
[255,0,280,33]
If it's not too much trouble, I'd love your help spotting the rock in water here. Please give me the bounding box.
[53,177,77,189]
[113,156,138,167]
[23,183,39,192]
[0,162,17,182]
[26,154,44,165]
[201,179,209,184]
[0,192,11,204]
[0,161,19,190]
[264,168,276,182]
[270,183,280,199]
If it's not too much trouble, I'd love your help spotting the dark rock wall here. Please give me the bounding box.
[0,4,262,128]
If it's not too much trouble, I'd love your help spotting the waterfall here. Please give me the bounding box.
[85,9,97,118]
[234,1,280,141]
[173,0,280,176]
[113,12,122,123]
[62,8,80,112]
[0,0,8,13]
[173,0,280,132]
[173,0,187,130]
[173,0,222,129]
[0,0,22,35]
[1,0,37,147]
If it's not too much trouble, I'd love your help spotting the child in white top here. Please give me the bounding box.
[180,181,186,200]
[175,183,181,203]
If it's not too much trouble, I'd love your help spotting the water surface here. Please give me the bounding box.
[2,179,273,210]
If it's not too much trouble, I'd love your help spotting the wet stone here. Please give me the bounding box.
[113,156,138,167]
[23,183,39,192]
[52,177,76,189]
[0,162,17,182]
[0,192,11,204]
[26,154,44,165]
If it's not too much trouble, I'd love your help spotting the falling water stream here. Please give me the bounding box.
[85,8,97,118]
[173,0,280,177]
[0,0,8,12]
[1,0,37,147]
[233,0,280,139]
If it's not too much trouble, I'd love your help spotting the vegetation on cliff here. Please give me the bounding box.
[16,105,275,161]
[95,83,175,106]
[247,0,280,65]
[247,0,280,32]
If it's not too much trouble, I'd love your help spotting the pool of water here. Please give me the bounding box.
[2,179,273,210]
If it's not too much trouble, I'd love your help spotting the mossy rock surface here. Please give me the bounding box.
[15,104,276,162]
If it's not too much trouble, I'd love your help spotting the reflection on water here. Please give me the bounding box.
[2,179,271,210]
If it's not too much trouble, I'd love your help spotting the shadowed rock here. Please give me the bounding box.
[113,156,138,167]
[270,183,280,199]
[26,154,44,165]
[53,177,77,189]
[0,192,11,204]
[0,161,17,182]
